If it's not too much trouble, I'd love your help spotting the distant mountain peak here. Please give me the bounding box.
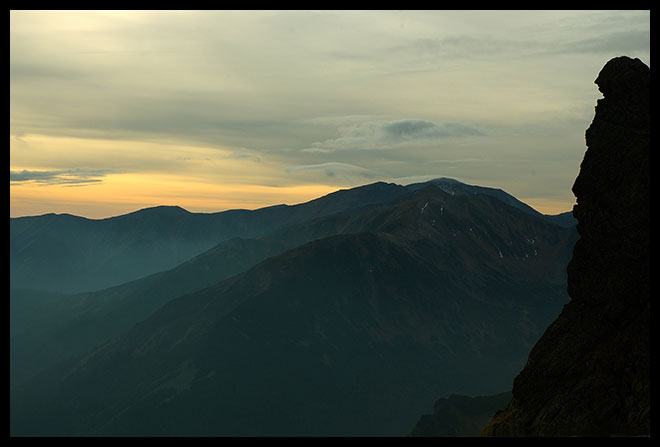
[109,205,191,221]
[133,205,190,215]
[405,177,543,219]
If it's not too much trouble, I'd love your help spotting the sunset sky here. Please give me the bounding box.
[10,10,650,218]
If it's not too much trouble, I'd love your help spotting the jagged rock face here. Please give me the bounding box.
[482,56,649,436]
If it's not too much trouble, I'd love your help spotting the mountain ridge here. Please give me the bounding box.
[10,182,577,436]
[11,178,573,223]
[10,178,573,294]
[9,181,409,294]
[10,179,577,391]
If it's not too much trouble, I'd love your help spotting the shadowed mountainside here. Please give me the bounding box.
[10,177,574,295]
[10,182,409,294]
[10,178,576,390]
[10,187,417,389]
[482,56,649,436]
[11,185,577,436]
[409,391,512,437]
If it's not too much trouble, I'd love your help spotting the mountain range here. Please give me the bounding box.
[10,178,575,295]
[10,178,577,436]
[9,181,410,294]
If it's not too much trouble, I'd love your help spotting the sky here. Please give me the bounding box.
[10,10,651,218]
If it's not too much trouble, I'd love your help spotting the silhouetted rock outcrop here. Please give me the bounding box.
[482,56,650,436]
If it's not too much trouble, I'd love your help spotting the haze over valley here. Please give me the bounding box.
[11,178,578,435]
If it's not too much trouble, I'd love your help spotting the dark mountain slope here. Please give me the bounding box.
[10,206,213,294]
[407,177,576,227]
[11,179,575,390]
[541,211,576,228]
[407,178,542,218]
[482,56,649,436]
[9,198,410,389]
[9,236,291,390]
[10,186,418,389]
[410,391,513,437]
[10,289,68,339]
[11,186,577,437]
[10,182,408,294]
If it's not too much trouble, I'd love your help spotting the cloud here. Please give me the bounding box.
[10,63,87,81]
[10,168,111,186]
[284,162,375,185]
[227,149,262,162]
[385,11,649,71]
[302,119,484,153]
[301,115,385,126]
[431,158,490,164]
[552,29,650,57]
[383,120,484,139]
[8,11,649,218]
[285,162,369,176]
[388,174,469,186]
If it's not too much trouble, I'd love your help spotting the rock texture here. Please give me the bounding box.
[482,56,650,436]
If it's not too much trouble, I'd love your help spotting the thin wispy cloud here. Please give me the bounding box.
[10,168,111,186]
[430,158,490,164]
[285,162,371,176]
[284,162,375,185]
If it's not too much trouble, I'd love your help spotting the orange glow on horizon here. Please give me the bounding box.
[521,197,576,216]
[11,178,576,219]
[10,173,340,219]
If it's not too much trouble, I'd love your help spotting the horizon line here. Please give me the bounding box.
[10,177,575,220]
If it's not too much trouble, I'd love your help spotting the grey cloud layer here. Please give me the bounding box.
[9,10,650,209]
[303,119,484,153]
[284,162,375,185]
[11,11,648,144]
[10,10,649,150]
[10,168,111,186]
[391,11,650,60]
